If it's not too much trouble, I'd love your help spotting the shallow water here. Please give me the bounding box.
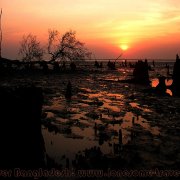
[151,78,173,96]
[1,61,179,169]
[41,66,165,168]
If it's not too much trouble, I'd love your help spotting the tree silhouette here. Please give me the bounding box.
[48,29,91,62]
[19,34,44,62]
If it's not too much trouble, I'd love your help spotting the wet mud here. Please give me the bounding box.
[1,62,180,171]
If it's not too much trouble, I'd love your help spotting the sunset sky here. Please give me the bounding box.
[1,0,180,60]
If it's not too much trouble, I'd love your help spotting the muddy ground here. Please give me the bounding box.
[1,61,180,177]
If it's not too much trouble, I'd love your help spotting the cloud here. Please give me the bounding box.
[160,10,180,22]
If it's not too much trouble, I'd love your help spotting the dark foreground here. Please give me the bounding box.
[0,61,180,179]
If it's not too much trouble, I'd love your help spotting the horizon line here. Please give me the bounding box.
[1,56,176,62]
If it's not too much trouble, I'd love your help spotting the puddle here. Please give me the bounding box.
[122,112,160,136]
[151,78,173,96]
[71,126,94,139]
[2,60,179,169]
[42,108,160,167]
[41,73,162,167]
[42,127,112,167]
[34,66,179,169]
[166,89,172,96]
[129,102,152,112]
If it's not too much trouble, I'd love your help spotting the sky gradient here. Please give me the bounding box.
[1,0,180,60]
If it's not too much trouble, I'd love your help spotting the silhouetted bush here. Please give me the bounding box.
[107,60,116,70]
[133,60,150,84]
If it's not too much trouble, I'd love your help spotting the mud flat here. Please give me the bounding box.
[0,62,179,175]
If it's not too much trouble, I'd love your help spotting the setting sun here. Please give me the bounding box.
[120,44,129,51]
[1,0,180,59]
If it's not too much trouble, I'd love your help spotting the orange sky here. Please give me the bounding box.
[1,0,180,60]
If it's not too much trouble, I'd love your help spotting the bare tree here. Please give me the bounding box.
[47,29,59,61]
[48,29,91,62]
[19,34,44,62]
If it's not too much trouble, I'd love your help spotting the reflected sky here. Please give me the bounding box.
[151,78,172,96]
[42,72,162,167]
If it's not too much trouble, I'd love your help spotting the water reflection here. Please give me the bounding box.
[151,78,173,96]
[42,127,111,167]
[130,102,152,112]
[151,78,173,87]
[123,112,160,136]
[42,74,163,167]
[42,106,160,167]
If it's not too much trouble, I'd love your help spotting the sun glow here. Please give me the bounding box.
[120,44,129,51]
[2,0,180,59]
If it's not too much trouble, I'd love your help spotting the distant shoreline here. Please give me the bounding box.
[0,57,176,63]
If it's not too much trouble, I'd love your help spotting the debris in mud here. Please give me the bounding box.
[1,60,180,171]
[85,111,99,120]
